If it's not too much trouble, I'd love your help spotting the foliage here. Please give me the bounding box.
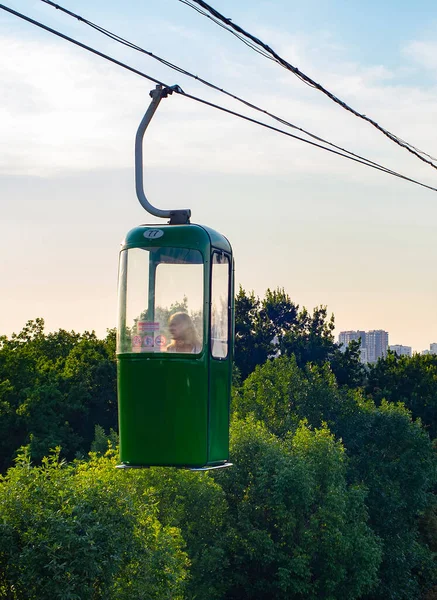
[234,287,364,386]
[134,468,229,600]
[2,312,437,599]
[0,320,117,472]
[90,424,119,455]
[279,305,335,367]
[213,417,381,600]
[329,338,367,388]
[234,287,277,382]
[367,351,437,439]
[234,356,437,599]
[0,448,188,600]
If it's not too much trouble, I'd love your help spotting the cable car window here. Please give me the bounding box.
[117,247,204,354]
[211,252,230,359]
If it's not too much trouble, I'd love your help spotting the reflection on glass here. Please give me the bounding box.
[117,247,204,354]
[211,253,230,358]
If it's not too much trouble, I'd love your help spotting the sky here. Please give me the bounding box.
[1,0,437,352]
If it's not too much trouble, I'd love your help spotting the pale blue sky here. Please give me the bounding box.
[1,0,437,351]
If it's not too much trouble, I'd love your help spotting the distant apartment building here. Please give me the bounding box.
[338,330,367,363]
[389,344,412,357]
[338,329,388,363]
[366,330,389,363]
[422,343,437,355]
[338,330,366,346]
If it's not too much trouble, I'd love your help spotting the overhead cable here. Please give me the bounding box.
[2,3,437,193]
[39,0,400,175]
[179,0,437,171]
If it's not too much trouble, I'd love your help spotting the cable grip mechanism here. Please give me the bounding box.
[135,84,191,225]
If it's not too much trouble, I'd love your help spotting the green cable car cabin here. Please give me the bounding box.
[117,223,234,469]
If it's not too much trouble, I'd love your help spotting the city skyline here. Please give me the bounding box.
[338,329,437,359]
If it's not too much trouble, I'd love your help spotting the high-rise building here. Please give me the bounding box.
[338,330,366,347]
[430,343,437,355]
[389,344,412,357]
[338,329,388,363]
[338,330,367,363]
[366,330,389,362]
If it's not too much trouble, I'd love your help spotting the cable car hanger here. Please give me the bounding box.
[135,84,191,225]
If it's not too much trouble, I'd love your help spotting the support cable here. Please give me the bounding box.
[2,3,437,193]
[180,0,437,170]
[39,0,406,175]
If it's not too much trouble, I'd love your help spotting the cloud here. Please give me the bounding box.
[0,35,145,175]
[403,40,437,71]
[2,27,437,188]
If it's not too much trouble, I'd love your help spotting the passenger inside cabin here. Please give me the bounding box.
[166,312,202,353]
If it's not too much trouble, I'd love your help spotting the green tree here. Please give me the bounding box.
[213,417,381,600]
[279,305,335,368]
[234,356,437,599]
[103,328,117,360]
[235,287,335,380]
[90,424,119,455]
[136,467,229,600]
[329,338,366,388]
[0,319,81,471]
[234,287,364,386]
[234,287,276,381]
[262,287,299,346]
[367,351,437,439]
[0,448,188,600]
[0,320,117,472]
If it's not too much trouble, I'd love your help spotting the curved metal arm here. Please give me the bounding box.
[135,85,191,224]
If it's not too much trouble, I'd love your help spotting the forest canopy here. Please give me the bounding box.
[0,288,436,599]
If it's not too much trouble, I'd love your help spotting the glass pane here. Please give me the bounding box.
[155,260,203,353]
[211,253,230,358]
[116,249,128,352]
[117,246,204,354]
[117,248,151,353]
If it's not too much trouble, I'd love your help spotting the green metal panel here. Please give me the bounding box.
[208,358,230,462]
[201,225,232,253]
[122,223,212,252]
[118,356,208,466]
